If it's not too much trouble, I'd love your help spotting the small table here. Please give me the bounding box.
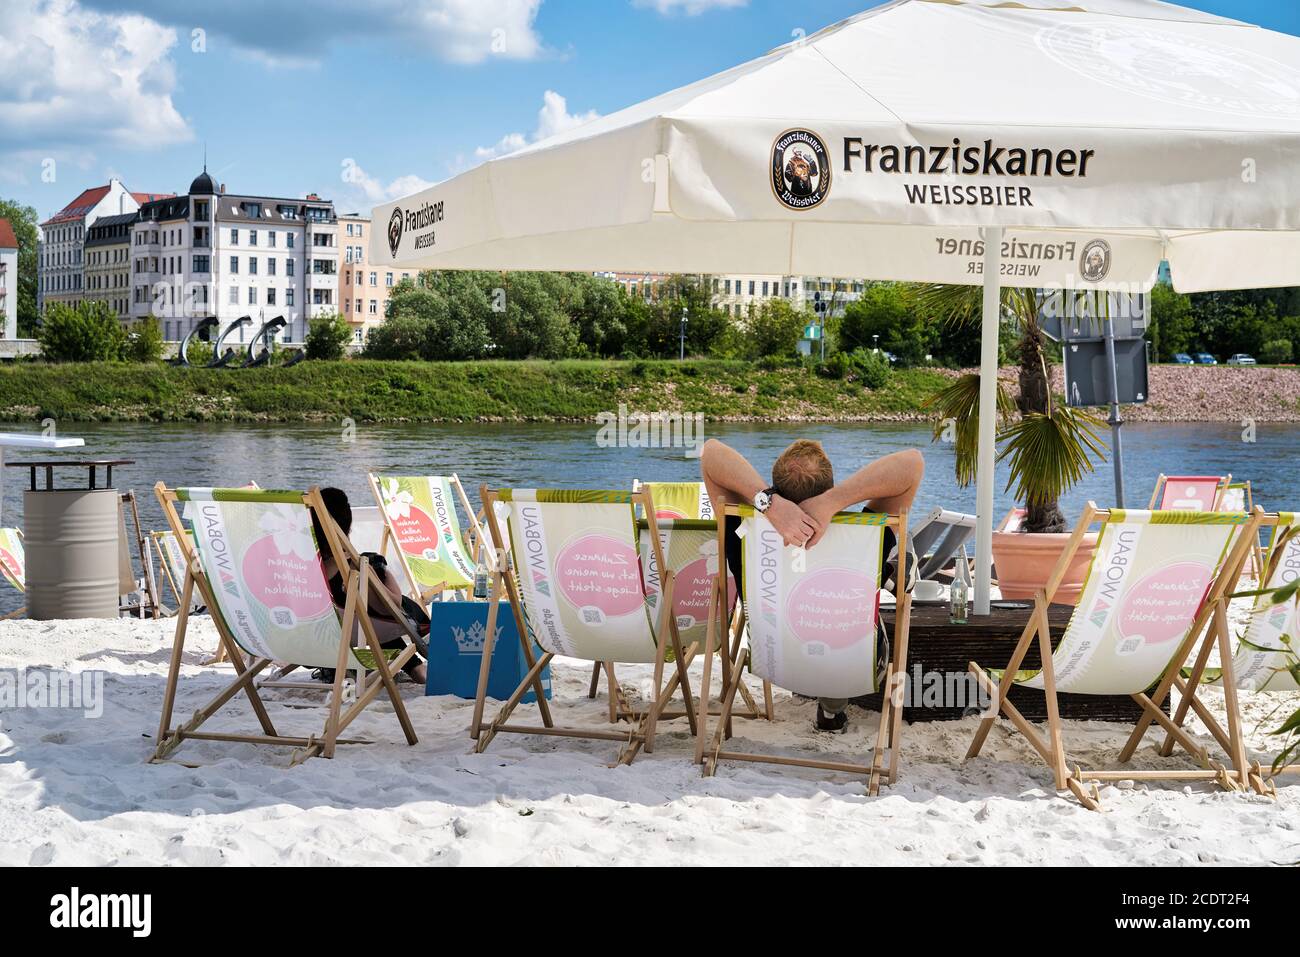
[851,601,1159,723]
[0,432,85,523]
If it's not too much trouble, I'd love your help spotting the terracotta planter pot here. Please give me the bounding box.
[992,530,1099,605]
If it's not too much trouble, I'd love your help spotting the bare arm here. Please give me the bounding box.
[802,449,925,545]
[700,439,820,547]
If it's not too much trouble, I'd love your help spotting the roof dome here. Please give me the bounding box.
[189,168,218,195]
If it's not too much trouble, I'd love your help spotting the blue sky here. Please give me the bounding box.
[2,0,1297,222]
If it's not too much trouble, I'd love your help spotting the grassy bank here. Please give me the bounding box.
[0,359,954,424]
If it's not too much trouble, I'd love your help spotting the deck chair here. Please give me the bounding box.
[152,484,419,766]
[632,480,715,520]
[698,505,914,795]
[470,487,698,765]
[118,491,163,620]
[1159,511,1300,792]
[152,528,205,616]
[1217,481,1265,578]
[1149,474,1231,511]
[913,507,976,580]
[966,504,1265,809]
[368,473,481,601]
[998,507,1027,533]
[0,527,26,620]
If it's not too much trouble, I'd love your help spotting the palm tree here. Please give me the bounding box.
[917,285,1109,534]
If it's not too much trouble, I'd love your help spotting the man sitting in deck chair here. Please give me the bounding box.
[965,504,1266,809]
[152,485,420,765]
[700,439,924,732]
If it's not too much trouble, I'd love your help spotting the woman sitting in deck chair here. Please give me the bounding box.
[311,487,430,686]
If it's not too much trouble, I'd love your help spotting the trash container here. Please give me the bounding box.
[7,460,133,620]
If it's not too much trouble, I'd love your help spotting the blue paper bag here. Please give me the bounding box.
[425,601,551,703]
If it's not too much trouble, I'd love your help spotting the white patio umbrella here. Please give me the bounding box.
[372,0,1300,614]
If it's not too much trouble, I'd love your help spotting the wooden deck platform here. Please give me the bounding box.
[850,601,1162,723]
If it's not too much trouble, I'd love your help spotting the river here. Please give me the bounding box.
[1,419,1296,615]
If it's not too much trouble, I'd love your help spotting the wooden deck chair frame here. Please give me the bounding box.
[469,485,699,765]
[152,483,419,766]
[1216,481,1265,579]
[0,527,26,620]
[367,472,484,603]
[697,504,913,796]
[1149,513,1300,794]
[1148,473,1231,511]
[966,503,1266,810]
[119,490,163,621]
[588,508,773,726]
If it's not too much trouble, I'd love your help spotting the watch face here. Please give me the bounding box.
[754,491,771,513]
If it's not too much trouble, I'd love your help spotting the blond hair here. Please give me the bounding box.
[771,440,834,503]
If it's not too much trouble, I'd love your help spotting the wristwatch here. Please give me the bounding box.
[753,486,778,513]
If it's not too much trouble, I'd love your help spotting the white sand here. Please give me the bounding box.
[1,615,1298,867]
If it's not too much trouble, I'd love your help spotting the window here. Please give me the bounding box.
[248,287,257,305]
[268,231,276,248]
[346,223,354,236]
[749,281,756,295]
[193,255,210,273]
[267,258,276,276]
[194,200,209,219]
[385,272,393,287]
[286,289,295,307]
[229,256,239,274]
[286,234,295,249]
[249,257,258,275]
[245,203,262,218]
[313,289,332,305]
[230,228,239,244]
[267,288,277,306]
[355,299,362,313]
[286,259,295,277]
[356,224,363,238]
[249,229,258,246]
[369,300,377,315]
[278,204,297,219]
[229,286,238,304]
[369,272,377,286]
[344,299,351,313]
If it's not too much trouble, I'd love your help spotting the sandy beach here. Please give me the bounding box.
[2,614,1297,867]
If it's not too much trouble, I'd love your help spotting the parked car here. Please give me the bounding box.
[1173,353,1193,365]
[1227,354,1257,366]
[1195,353,1218,365]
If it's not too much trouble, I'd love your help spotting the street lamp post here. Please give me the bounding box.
[679,305,688,360]
[872,334,879,353]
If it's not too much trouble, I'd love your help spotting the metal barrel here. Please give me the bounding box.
[23,489,121,619]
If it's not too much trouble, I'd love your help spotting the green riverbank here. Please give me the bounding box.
[0,360,952,424]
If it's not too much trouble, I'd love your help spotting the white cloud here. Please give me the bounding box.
[475,90,600,161]
[632,0,748,15]
[80,0,546,66]
[338,159,435,211]
[0,0,190,150]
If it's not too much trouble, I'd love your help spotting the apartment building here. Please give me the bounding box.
[593,271,672,302]
[38,179,170,314]
[338,214,413,343]
[84,212,135,321]
[130,168,339,344]
[0,219,16,339]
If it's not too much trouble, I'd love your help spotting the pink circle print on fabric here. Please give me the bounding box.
[391,505,440,559]
[787,567,876,650]
[555,533,644,619]
[0,546,20,584]
[673,556,736,624]
[242,534,332,622]
[1117,560,1212,646]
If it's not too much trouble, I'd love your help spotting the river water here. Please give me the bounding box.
[1,419,1297,614]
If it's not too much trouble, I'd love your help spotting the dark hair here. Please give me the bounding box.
[311,486,352,551]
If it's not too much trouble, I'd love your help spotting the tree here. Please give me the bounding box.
[487,272,576,359]
[125,316,165,362]
[746,298,808,358]
[36,301,129,361]
[838,282,938,365]
[407,273,492,359]
[0,198,40,336]
[304,312,351,360]
[1149,283,1195,360]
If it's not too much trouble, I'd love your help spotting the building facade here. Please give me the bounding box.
[84,213,135,321]
[38,179,169,315]
[0,219,17,340]
[338,214,413,343]
[130,169,339,344]
[593,271,672,302]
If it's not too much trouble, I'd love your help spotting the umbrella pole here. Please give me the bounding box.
[974,226,1003,616]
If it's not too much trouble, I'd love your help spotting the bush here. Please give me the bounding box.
[125,317,165,362]
[363,314,436,361]
[304,312,352,360]
[36,301,128,361]
[850,348,891,389]
[186,335,216,367]
[1260,338,1293,364]
[747,298,808,358]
